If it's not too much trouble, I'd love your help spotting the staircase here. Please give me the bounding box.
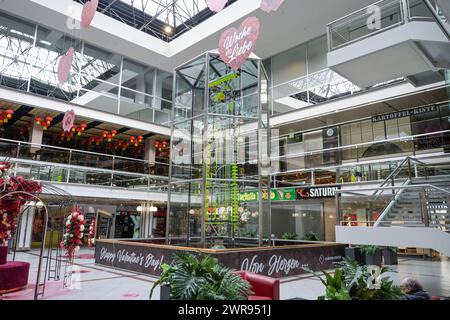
[336,157,450,257]
[379,182,450,229]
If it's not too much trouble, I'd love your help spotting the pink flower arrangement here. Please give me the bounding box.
[88,218,96,247]
[60,207,86,257]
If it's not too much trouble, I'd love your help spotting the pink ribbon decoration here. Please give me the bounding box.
[81,0,99,28]
[218,16,260,70]
[260,0,285,13]
[62,109,76,133]
[206,0,228,12]
[57,47,75,85]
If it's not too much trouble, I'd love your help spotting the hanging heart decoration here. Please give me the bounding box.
[57,47,75,85]
[62,109,76,132]
[81,0,99,28]
[206,0,228,12]
[218,16,260,70]
[260,0,285,13]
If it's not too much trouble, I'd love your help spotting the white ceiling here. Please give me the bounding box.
[1,0,378,72]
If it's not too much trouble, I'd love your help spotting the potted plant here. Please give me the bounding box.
[302,232,319,241]
[282,232,298,240]
[150,253,253,300]
[306,257,404,300]
[383,247,398,265]
[344,246,365,266]
[358,245,382,266]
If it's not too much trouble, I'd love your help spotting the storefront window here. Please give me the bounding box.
[270,202,324,240]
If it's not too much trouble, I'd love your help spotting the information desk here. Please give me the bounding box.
[95,239,345,278]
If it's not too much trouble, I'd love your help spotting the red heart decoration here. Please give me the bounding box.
[81,0,99,28]
[218,16,260,71]
[260,0,285,13]
[57,47,75,85]
[206,0,228,12]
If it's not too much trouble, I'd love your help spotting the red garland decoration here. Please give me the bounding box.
[88,218,96,247]
[0,162,42,246]
[60,207,86,257]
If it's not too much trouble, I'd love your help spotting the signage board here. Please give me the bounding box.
[295,186,341,199]
[371,105,437,123]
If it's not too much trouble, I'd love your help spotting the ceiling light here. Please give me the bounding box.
[36,201,44,209]
[164,25,173,35]
[150,205,158,212]
[136,205,143,212]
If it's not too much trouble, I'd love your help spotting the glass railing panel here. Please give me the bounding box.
[408,0,435,19]
[0,140,19,158]
[328,0,404,50]
[68,169,111,186]
[71,151,113,170]
[19,145,71,164]
[15,162,68,183]
[112,173,149,189]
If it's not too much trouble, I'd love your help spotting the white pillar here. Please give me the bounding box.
[30,116,44,157]
[144,139,156,164]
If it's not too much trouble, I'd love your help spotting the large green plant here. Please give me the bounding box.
[357,245,380,254]
[306,257,404,300]
[302,232,319,241]
[282,232,298,240]
[150,253,253,300]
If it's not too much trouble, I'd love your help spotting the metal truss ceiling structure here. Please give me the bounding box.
[74,0,238,42]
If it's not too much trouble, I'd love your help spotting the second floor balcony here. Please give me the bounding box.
[327,0,450,88]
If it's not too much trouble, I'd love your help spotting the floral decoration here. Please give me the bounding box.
[88,218,96,247]
[0,162,42,246]
[60,207,86,257]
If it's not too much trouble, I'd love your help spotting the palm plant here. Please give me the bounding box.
[150,253,253,300]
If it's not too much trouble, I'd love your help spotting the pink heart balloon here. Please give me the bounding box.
[57,47,75,85]
[218,16,260,70]
[81,0,99,28]
[206,0,228,12]
[260,0,285,13]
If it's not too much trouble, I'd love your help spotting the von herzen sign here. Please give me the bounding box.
[218,16,260,70]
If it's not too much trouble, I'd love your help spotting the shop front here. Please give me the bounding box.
[239,186,339,242]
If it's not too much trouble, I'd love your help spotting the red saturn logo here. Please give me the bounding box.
[296,188,310,198]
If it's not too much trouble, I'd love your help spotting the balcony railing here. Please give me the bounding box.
[327,0,446,51]
[0,138,170,191]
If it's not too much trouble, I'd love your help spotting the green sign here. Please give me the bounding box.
[239,188,296,202]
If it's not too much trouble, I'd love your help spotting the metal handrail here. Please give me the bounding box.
[337,183,450,196]
[0,137,170,166]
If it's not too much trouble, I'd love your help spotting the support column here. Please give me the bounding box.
[30,116,44,159]
[144,139,156,165]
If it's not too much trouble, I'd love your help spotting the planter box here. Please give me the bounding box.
[160,284,171,300]
[383,249,398,265]
[365,251,382,266]
[345,247,365,265]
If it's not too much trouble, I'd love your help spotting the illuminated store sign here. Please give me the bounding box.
[295,186,341,199]
[371,105,437,123]
[239,189,295,202]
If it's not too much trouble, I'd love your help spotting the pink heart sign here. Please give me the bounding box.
[62,109,75,132]
[81,0,99,28]
[260,0,285,13]
[218,16,260,71]
[57,47,75,85]
[206,0,228,12]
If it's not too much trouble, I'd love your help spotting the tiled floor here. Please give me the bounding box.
[1,250,449,300]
